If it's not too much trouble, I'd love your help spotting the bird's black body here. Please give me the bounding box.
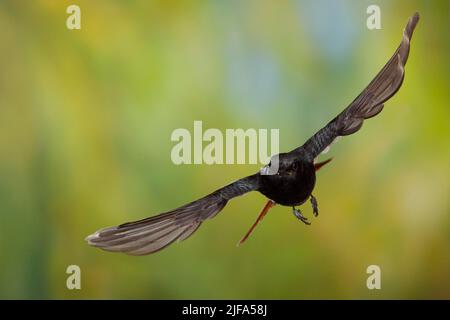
[87,13,419,255]
[258,154,316,206]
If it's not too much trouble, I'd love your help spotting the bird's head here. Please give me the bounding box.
[260,153,300,177]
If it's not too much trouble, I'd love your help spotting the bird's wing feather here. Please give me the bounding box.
[294,12,419,161]
[86,174,259,255]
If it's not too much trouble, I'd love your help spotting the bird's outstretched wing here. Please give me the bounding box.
[86,174,259,255]
[295,13,419,161]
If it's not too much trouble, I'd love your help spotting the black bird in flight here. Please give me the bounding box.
[87,13,419,255]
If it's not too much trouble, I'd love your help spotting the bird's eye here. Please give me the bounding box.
[268,161,271,167]
[291,162,298,170]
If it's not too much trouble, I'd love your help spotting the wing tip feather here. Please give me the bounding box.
[404,12,419,40]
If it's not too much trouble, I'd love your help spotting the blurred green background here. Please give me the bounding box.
[0,0,449,299]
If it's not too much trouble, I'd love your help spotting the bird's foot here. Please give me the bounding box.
[293,207,311,225]
[310,195,319,217]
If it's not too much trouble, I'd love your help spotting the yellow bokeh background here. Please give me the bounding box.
[0,0,448,299]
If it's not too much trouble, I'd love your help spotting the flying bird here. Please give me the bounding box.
[87,13,419,255]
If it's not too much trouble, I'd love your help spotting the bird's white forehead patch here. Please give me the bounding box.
[260,165,270,175]
[260,154,280,176]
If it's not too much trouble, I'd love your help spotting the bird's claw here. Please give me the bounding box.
[310,195,319,217]
[293,207,311,225]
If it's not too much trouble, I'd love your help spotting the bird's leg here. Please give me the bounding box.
[292,207,311,225]
[310,195,318,217]
[238,199,276,246]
